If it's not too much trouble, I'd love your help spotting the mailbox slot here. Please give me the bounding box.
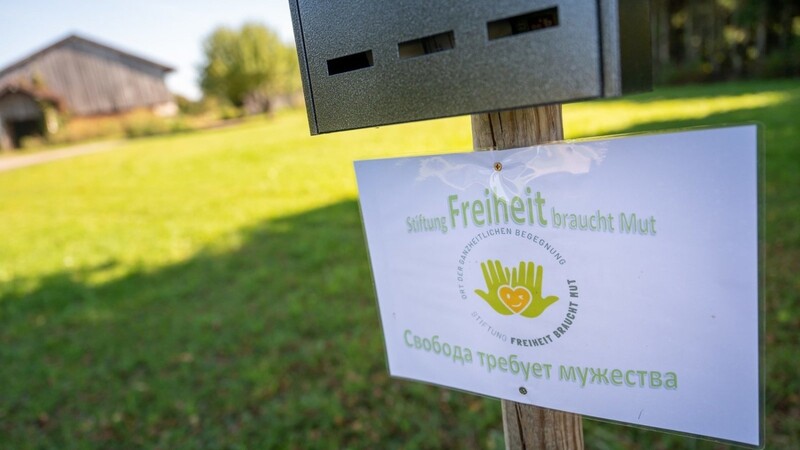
[487,7,559,40]
[398,31,455,59]
[327,50,374,76]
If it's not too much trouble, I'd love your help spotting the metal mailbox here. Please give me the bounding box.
[289,0,651,134]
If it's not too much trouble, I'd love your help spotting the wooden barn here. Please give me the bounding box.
[0,34,176,149]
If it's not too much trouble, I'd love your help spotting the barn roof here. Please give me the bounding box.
[0,34,174,78]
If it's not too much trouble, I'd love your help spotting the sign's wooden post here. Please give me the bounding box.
[471,105,584,450]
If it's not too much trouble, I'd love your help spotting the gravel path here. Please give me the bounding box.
[0,140,124,172]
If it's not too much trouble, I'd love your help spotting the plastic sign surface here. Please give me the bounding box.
[355,126,762,447]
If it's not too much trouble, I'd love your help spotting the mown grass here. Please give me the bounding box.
[0,78,797,449]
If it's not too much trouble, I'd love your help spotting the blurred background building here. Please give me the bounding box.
[0,35,175,150]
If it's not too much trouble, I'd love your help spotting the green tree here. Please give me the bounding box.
[199,23,300,110]
[651,0,800,83]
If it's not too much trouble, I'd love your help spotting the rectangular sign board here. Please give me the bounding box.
[355,126,762,447]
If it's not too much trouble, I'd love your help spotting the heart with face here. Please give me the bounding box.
[498,285,532,314]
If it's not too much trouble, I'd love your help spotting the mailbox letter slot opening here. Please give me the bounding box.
[327,50,374,76]
[487,7,559,40]
[398,31,456,59]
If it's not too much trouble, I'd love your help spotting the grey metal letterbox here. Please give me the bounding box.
[289,0,651,134]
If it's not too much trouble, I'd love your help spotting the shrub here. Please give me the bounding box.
[19,135,46,149]
[122,111,193,138]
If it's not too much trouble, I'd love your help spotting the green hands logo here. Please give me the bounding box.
[475,260,559,318]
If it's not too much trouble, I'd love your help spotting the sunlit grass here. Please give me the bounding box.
[564,88,794,137]
[3,80,795,293]
[0,113,472,292]
[0,79,797,449]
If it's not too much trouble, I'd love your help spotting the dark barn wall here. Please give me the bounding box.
[0,92,43,149]
[0,37,173,116]
[0,92,41,121]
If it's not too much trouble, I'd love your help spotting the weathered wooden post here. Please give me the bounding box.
[472,106,584,449]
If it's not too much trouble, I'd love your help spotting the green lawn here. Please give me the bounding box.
[1,79,798,449]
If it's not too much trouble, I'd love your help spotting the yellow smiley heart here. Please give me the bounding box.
[498,285,532,314]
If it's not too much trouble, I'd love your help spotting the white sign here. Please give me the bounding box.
[355,126,762,447]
